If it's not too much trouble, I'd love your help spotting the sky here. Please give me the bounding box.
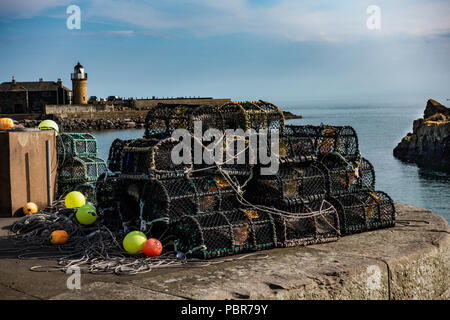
[0,0,449,105]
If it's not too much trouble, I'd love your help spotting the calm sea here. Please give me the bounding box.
[92,103,450,223]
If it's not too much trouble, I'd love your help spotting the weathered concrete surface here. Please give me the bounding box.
[0,202,448,300]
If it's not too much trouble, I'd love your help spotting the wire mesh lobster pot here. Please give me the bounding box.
[56,133,98,159]
[95,173,121,218]
[218,101,285,132]
[136,175,241,222]
[107,138,132,172]
[327,190,396,235]
[58,156,107,184]
[318,154,375,195]
[245,164,327,204]
[258,132,317,165]
[285,125,359,159]
[172,208,277,259]
[120,137,192,179]
[271,198,340,247]
[144,103,225,139]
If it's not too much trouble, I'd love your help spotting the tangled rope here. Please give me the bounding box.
[3,201,269,275]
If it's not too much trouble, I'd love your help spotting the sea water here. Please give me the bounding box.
[92,103,450,223]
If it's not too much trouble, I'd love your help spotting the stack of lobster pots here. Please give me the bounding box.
[56,132,107,199]
[96,101,396,259]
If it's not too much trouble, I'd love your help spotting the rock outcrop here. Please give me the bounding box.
[393,99,450,172]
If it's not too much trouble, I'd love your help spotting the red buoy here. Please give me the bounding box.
[142,238,163,257]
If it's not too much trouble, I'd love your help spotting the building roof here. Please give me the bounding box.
[0,81,71,92]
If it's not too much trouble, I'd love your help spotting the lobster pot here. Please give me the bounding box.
[107,139,132,172]
[57,133,98,159]
[172,209,277,259]
[218,101,285,132]
[319,154,375,195]
[219,134,253,175]
[271,198,340,247]
[253,100,285,132]
[95,173,121,216]
[285,125,359,159]
[246,164,327,204]
[144,103,224,139]
[327,190,395,235]
[273,133,317,164]
[58,156,107,184]
[57,182,96,202]
[121,138,191,178]
[138,175,239,222]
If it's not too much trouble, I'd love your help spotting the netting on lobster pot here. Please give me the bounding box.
[144,103,224,139]
[285,125,359,159]
[172,208,277,259]
[252,100,285,133]
[327,190,395,235]
[57,133,98,159]
[138,175,239,222]
[218,101,284,132]
[319,154,375,195]
[120,137,192,178]
[107,138,132,172]
[259,131,316,165]
[245,164,327,204]
[271,197,340,247]
[57,181,97,202]
[95,173,122,225]
[59,156,107,184]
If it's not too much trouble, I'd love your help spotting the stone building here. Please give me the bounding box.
[0,76,72,114]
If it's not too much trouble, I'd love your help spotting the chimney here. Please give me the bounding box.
[39,78,43,82]
[57,78,63,87]
[12,76,16,84]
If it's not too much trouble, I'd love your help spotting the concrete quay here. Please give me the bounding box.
[0,202,448,300]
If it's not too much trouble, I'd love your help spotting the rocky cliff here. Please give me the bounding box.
[393,99,450,172]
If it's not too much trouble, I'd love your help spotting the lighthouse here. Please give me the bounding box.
[71,62,88,104]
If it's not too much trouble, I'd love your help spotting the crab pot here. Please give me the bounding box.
[144,103,224,139]
[327,190,396,235]
[172,208,277,259]
[272,198,340,247]
[285,125,359,159]
[107,138,132,172]
[56,133,98,161]
[58,156,107,185]
[218,101,285,132]
[246,164,327,204]
[120,138,191,178]
[318,154,376,195]
[137,175,239,222]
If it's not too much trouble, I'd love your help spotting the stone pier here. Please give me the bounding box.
[0,202,448,300]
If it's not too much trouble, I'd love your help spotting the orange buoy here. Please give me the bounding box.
[0,118,14,131]
[142,238,163,257]
[23,202,38,215]
[50,230,69,245]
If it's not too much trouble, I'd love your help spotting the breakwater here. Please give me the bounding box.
[14,110,301,132]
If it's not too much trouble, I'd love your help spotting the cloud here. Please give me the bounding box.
[1,0,449,41]
[0,0,72,19]
[83,0,450,41]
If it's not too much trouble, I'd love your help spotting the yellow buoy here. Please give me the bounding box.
[76,204,97,225]
[123,231,148,255]
[38,119,59,136]
[64,191,86,208]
